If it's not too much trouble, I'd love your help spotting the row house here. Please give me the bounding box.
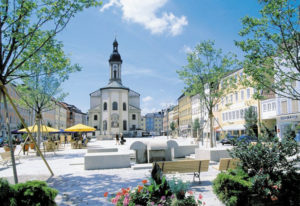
[178,94,192,137]
[145,112,163,136]
[61,102,87,128]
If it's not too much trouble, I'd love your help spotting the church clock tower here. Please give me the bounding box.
[109,39,122,84]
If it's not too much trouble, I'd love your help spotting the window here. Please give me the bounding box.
[241,90,244,100]
[292,100,298,113]
[132,114,136,120]
[114,70,117,78]
[103,102,107,111]
[232,111,235,120]
[281,101,287,114]
[272,102,276,111]
[112,102,118,110]
[226,96,228,104]
[240,109,244,118]
[229,112,232,120]
[225,113,228,121]
[123,102,126,111]
[94,115,98,121]
[236,110,239,119]
[268,103,271,111]
[235,92,238,102]
[247,88,250,99]
[132,125,136,130]
[103,120,107,130]
[222,113,225,121]
[221,98,224,105]
[263,104,267,112]
[230,95,233,103]
[123,120,127,130]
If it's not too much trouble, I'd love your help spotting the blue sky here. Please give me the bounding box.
[57,0,261,114]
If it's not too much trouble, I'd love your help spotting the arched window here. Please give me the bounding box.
[123,120,127,130]
[113,102,118,110]
[114,70,117,78]
[103,102,107,111]
[103,120,107,131]
[123,102,126,111]
[132,114,136,120]
[94,115,98,121]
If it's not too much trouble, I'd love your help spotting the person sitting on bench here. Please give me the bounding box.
[120,133,126,145]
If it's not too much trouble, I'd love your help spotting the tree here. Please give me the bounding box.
[236,0,299,100]
[244,106,258,137]
[0,0,101,184]
[17,38,80,155]
[170,121,175,135]
[177,40,238,147]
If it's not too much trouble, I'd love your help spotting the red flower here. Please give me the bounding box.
[138,185,143,192]
[188,190,193,195]
[142,179,148,184]
[198,193,203,200]
[272,185,278,190]
[104,192,108,197]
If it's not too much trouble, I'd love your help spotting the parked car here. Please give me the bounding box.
[220,135,237,145]
[236,134,257,144]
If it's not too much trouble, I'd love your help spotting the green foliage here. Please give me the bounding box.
[235,0,300,100]
[167,177,190,199]
[171,196,198,206]
[0,178,16,206]
[228,129,300,204]
[170,121,176,131]
[192,118,200,132]
[244,106,258,137]
[0,178,57,206]
[13,180,58,206]
[213,169,252,206]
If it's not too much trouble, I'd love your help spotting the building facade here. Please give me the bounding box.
[178,94,192,137]
[145,112,163,135]
[88,39,141,136]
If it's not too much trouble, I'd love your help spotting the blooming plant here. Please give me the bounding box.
[104,179,205,206]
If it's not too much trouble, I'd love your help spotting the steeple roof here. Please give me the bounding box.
[109,38,122,63]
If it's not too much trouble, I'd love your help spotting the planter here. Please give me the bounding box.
[4,145,16,152]
[23,144,29,151]
[30,142,35,149]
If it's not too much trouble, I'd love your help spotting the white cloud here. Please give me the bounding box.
[160,101,175,108]
[142,96,153,102]
[100,0,188,36]
[182,45,193,54]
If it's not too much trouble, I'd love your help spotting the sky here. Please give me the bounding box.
[57,0,261,114]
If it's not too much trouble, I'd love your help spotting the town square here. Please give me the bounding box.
[0,0,299,206]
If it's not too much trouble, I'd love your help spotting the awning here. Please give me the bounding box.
[216,124,245,132]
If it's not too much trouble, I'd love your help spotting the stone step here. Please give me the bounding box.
[131,163,152,170]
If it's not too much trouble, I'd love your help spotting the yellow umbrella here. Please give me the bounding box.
[64,124,96,132]
[18,125,59,133]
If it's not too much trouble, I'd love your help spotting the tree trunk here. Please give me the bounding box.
[2,90,18,183]
[36,113,42,156]
[209,111,215,148]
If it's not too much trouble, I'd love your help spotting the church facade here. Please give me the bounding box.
[88,39,141,136]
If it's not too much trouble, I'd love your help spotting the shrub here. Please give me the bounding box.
[167,177,190,200]
[0,178,16,206]
[213,169,252,206]
[13,180,58,206]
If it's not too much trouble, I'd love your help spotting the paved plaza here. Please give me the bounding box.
[0,137,227,206]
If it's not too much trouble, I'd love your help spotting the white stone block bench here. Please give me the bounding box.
[87,148,118,153]
[84,152,130,170]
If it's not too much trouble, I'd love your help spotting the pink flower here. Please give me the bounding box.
[111,198,118,204]
[198,193,203,200]
[150,202,155,205]
[123,196,130,206]
[188,190,193,195]
[161,195,166,200]
[171,194,175,199]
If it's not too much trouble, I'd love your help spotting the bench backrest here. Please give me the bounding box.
[218,158,240,170]
[0,152,11,161]
[155,160,209,174]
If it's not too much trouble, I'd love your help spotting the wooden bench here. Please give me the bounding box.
[213,158,240,171]
[154,160,210,182]
[0,152,20,167]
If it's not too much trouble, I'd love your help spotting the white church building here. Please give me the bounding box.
[88,39,141,137]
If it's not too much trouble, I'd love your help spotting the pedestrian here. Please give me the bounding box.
[116,134,120,145]
[120,133,126,145]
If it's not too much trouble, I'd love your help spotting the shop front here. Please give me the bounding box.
[276,113,300,139]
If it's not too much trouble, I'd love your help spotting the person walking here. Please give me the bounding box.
[120,133,126,145]
[115,134,120,145]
